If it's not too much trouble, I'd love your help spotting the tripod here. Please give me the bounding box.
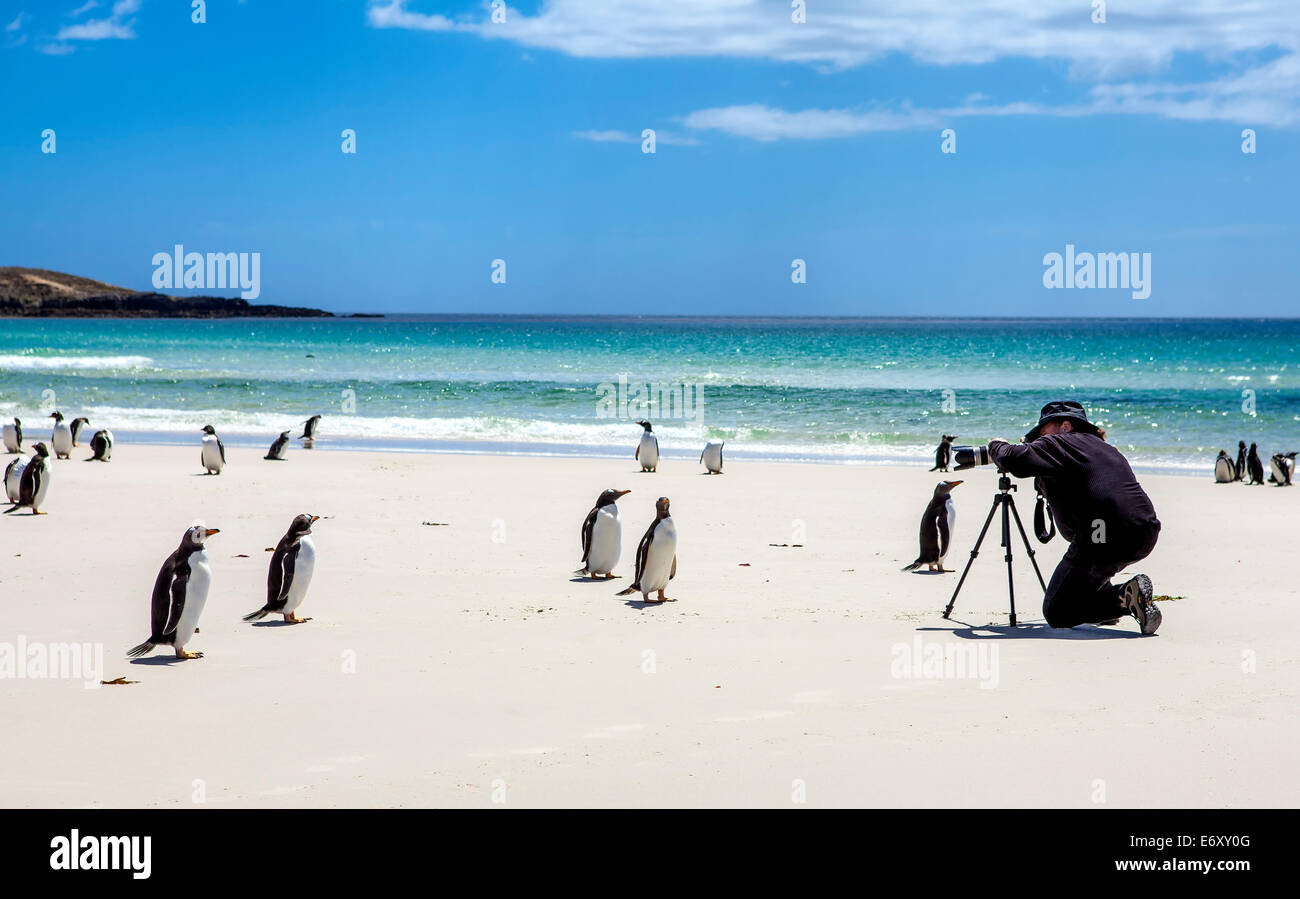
[943,471,1046,627]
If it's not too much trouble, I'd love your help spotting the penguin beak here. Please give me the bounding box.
[615,490,631,497]
[310,516,320,522]
[949,480,964,488]
[204,528,221,536]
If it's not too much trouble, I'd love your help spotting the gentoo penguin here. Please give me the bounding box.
[127,523,220,659]
[902,480,963,572]
[700,440,724,474]
[2,418,21,453]
[574,488,630,578]
[1214,449,1236,483]
[88,429,114,462]
[69,416,90,446]
[930,435,957,473]
[243,514,319,623]
[200,425,225,474]
[49,411,72,459]
[1269,451,1296,486]
[299,415,322,442]
[1235,441,1247,482]
[4,443,52,515]
[616,496,678,603]
[4,457,26,502]
[634,420,659,472]
[1246,442,1265,485]
[265,430,290,461]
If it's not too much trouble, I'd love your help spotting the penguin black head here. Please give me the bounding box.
[635,420,653,432]
[31,442,49,458]
[201,425,218,435]
[655,496,671,518]
[72,416,89,426]
[49,411,64,422]
[934,479,963,496]
[280,430,291,438]
[287,513,319,537]
[1250,442,1258,452]
[13,417,19,427]
[182,522,220,550]
[1239,440,1247,448]
[596,488,631,507]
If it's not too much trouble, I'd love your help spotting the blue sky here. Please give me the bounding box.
[1,0,1297,315]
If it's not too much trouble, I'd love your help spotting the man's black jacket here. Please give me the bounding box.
[989,432,1160,552]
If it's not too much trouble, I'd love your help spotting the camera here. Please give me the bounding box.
[952,445,991,470]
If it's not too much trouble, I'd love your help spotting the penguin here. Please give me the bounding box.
[49,411,72,459]
[700,440,724,474]
[127,523,219,659]
[2,418,21,453]
[265,430,290,461]
[88,429,114,462]
[1269,451,1296,486]
[1235,441,1247,482]
[634,420,659,472]
[902,480,963,572]
[243,514,319,623]
[4,443,52,515]
[930,435,957,473]
[574,488,630,578]
[4,456,26,502]
[616,496,678,603]
[299,415,322,441]
[69,417,90,446]
[1247,442,1265,485]
[200,425,225,474]
[1214,449,1236,483]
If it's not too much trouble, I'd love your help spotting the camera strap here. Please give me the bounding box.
[1033,484,1056,544]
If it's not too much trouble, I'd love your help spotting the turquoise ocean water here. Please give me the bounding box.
[1,317,1297,474]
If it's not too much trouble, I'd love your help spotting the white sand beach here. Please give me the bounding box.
[2,443,1297,808]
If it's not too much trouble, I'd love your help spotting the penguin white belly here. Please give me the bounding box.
[938,498,956,566]
[640,518,677,592]
[1214,457,1234,482]
[174,552,211,648]
[95,430,114,461]
[587,507,621,574]
[701,440,723,473]
[201,436,224,472]
[638,433,659,470]
[5,459,25,501]
[29,459,50,508]
[281,538,316,613]
[2,425,18,452]
[51,423,72,457]
[1271,457,1288,485]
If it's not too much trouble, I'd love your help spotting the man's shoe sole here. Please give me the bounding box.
[1124,574,1160,635]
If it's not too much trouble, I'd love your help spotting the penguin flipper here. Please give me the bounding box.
[670,555,677,580]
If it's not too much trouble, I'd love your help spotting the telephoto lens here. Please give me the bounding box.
[952,444,991,470]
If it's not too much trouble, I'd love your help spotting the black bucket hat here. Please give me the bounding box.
[1025,400,1101,442]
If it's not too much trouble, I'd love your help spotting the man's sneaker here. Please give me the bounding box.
[1122,574,1160,635]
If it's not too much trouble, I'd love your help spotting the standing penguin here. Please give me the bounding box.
[930,435,957,473]
[634,420,659,472]
[574,488,630,578]
[243,514,319,623]
[127,523,219,659]
[1234,441,1247,482]
[299,415,322,445]
[2,418,21,453]
[200,425,225,474]
[1247,443,1265,485]
[616,496,678,603]
[69,417,90,446]
[902,480,963,572]
[88,429,114,462]
[1214,450,1236,483]
[1269,451,1296,486]
[4,443,51,515]
[700,440,724,474]
[4,457,26,502]
[49,412,72,459]
[265,430,291,461]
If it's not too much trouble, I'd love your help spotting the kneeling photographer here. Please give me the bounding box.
[979,401,1163,634]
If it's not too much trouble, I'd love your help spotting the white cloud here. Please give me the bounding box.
[573,129,637,143]
[69,1,100,17]
[5,13,25,31]
[373,1,1300,128]
[56,0,140,42]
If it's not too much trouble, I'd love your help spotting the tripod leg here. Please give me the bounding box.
[1001,497,1017,627]
[1008,498,1048,591]
[943,495,1000,620]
